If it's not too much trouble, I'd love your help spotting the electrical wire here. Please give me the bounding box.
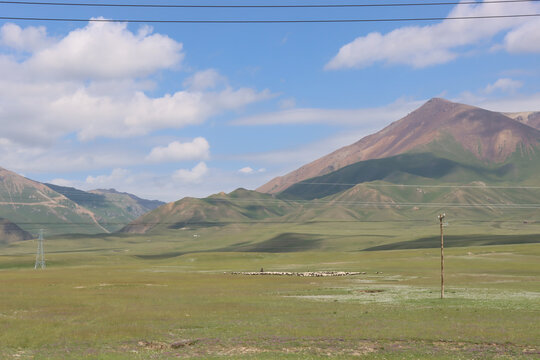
[282,182,540,189]
[18,218,540,225]
[1,13,539,23]
[1,0,538,8]
[2,195,540,208]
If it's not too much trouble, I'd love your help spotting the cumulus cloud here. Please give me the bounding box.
[326,1,540,69]
[86,168,132,187]
[28,20,183,80]
[47,87,270,140]
[0,23,53,52]
[48,178,77,187]
[239,166,254,174]
[173,162,209,183]
[146,137,210,163]
[0,22,272,145]
[464,92,540,113]
[232,98,422,126]
[238,167,266,174]
[183,69,226,91]
[504,18,540,53]
[484,78,523,94]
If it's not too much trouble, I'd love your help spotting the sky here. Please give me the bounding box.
[0,0,539,202]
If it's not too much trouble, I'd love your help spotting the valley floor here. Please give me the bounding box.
[1,238,539,359]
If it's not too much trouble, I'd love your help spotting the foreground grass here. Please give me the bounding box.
[1,242,539,359]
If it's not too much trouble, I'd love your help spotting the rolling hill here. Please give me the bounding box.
[121,98,540,249]
[121,188,299,234]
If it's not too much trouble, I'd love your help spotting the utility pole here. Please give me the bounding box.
[438,213,445,299]
[34,229,45,270]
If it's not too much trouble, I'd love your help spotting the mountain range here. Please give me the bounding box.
[0,167,164,239]
[1,98,539,247]
[122,98,540,237]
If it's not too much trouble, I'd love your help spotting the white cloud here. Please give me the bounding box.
[466,92,540,113]
[173,162,208,183]
[504,18,540,53]
[28,20,184,80]
[232,98,422,126]
[239,166,255,174]
[147,137,210,163]
[183,69,226,91]
[239,166,266,174]
[0,138,147,174]
[326,1,540,69]
[241,130,372,167]
[484,78,522,94]
[0,23,53,52]
[44,87,271,141]
[278,97,296,109]
[48,178,76,187]
[0,22,272,145]
[86,168,132,187]
[453,79,540,112]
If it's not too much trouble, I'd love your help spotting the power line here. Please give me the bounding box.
[197,197,540,208]
[2,187,540,206]
[284,182,540,189]
[1,13,539,23]
[10,218,540,226]
[5,196,540,209]
[1,180,538,201]
[1,0,538,8]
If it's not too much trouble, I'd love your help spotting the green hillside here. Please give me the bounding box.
[279,150,536,201]
[119,101,540,252]
[118,145,540,254]
[121,188,300,234]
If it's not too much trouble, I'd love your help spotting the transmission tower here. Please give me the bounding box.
[34,229,46,270]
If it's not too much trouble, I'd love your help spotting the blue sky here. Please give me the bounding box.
[0,0,539,201]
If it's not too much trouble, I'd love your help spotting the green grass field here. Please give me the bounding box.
[1,222,539,359]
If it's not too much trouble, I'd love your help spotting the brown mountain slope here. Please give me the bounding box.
[258,98,540,194]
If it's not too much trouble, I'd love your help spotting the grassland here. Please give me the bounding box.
[1,221,539,359]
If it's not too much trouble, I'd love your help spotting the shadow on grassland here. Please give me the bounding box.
[363,234,540,251]
[219,233,323,253]
[134,251,188,259]
[133,233,322,259]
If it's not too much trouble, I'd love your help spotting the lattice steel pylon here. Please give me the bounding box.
[34,229,46,270]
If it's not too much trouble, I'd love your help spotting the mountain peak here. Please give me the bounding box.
[427,97,452,104]
[258,99,540,194]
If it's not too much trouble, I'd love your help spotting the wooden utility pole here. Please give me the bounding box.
[438,213,445,299]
